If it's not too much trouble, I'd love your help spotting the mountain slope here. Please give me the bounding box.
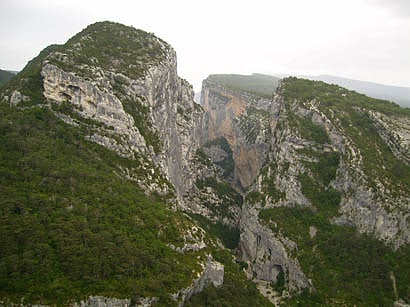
[200,75,410,305]
[0,22,270,306]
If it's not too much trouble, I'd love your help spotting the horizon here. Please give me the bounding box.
[1,0,409,92]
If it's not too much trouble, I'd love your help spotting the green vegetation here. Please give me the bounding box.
[194,148,212,167]
[203,137,234,179]
[257,106,409,305]
[259,207,410,305]
[207,73,279,98]
[287,111,330,144]
[195,177,243,220]
[49,21,167,80]
[342,108,410,196]
[0,104,204,305]
[1,22,164,154]
[0,69,16,86]
[2,44,62,107]
[245,191,266,205]
[281,77,410,116]
[185,249,272,307]
[188,214,240,249]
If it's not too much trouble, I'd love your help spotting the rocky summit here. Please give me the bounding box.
[0,21,409,306]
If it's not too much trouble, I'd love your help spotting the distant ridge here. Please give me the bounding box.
[301,74,410,108]
[206,73,279,98]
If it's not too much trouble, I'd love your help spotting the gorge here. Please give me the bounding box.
[0,21,409,306]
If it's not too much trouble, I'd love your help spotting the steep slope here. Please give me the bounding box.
[0,22,270,306]
[201,75,274,192]
[244,78,410,305]
[200,75,410,305]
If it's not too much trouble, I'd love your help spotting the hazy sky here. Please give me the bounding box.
[1,0,409,91]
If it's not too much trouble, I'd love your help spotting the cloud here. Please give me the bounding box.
[364,0,410,17]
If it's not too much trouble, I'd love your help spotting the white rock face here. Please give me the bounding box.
[41,63,147,158]
[141,49,205,203]
[239,204,312,293]
[41,46,204,205]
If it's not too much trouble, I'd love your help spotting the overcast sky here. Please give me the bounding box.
[1,0,409,91]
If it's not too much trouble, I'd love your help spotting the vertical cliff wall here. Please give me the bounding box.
[200,79,270,192]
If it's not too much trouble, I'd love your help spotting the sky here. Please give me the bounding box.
[1,0,409,92]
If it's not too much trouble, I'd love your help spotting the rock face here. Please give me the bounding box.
[239,204,312,292]
[2,21,409,307]
[201,79,270,192]
[199,76,410,303]
[39,26,204,205]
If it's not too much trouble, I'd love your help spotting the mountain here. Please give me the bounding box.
[302,74,410,108]
[200,75,410,305]
[0,22,270,306]
[0,69,16,86]
[1,21,409,306]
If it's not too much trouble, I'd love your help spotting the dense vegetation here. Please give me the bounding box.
[49,21,168,80]
[188,213,240,250]
[0,21,276,306]
[0,103,207,305]
[258,142,409,305]
[185,249,272,306]
[260,207,410,305]
[207,73,279,98]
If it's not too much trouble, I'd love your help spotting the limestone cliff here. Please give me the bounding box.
[0,21,226,307]
[1,20,409,307]
[27,22,205,205]
[200,79,270,192]
[199,75,410,305]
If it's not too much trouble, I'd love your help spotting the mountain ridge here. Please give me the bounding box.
[0,21,271,306]
[0,21,409,306]
[300,74,410,108]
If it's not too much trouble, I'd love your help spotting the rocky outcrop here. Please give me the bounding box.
[41,63,148,158]
[239,204,312,293]
[202,77,410,303]
[71,256,223,307]
[304,101,410,248]
[73,296,131,307]
[367,109,410,165]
